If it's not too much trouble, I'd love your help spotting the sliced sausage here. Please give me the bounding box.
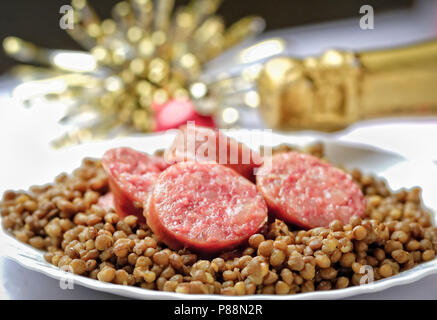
[97,192,114,211]
[102,147,164,222]
[164,125,262,181]
[256,152,365,229]
[147,162,268,253]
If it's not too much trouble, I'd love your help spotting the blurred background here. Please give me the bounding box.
[0,0,435,165]
[0,0,435,162]
[0,0,413,73]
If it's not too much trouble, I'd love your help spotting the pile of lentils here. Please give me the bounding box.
[1,144,436,295]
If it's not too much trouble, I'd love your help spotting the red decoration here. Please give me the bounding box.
[153,99,215,132]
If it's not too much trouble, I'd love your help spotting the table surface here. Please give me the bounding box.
[1,1,437,300]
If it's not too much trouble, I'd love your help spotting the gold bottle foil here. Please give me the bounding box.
[257,39,437,131]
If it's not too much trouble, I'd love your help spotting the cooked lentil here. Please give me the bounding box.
[1,144,436,295]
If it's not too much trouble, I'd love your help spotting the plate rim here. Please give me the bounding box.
[2,222,437,300]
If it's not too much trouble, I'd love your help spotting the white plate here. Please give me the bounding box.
[1,130,437,300]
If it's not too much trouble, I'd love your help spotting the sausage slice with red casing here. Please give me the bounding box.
[97,192,114,211]
[147,162,268,253]
[256,152,366,229]
[164,125,263,181]
[102,147,165,222]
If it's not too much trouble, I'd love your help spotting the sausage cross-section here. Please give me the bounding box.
[147,162,268,253]
[102,147,165,222]
[164,125,262,181]
[97,192,114,211]
[256,152,366,229]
